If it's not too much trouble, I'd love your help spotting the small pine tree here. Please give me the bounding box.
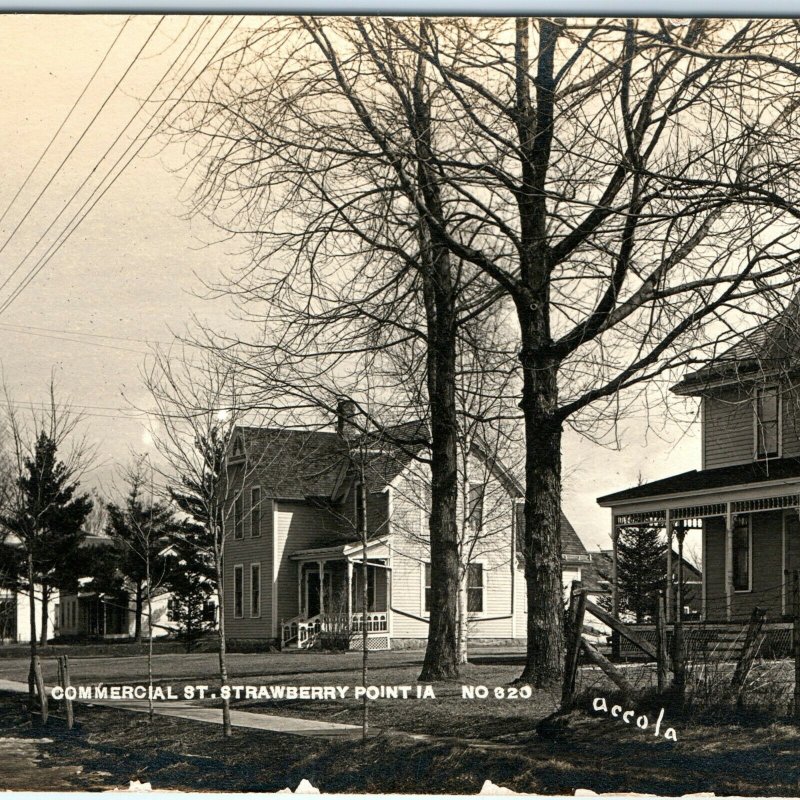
[614,526,667,623]
[164,519,216,651]
[106,477,175,642]
[3,432,93,644]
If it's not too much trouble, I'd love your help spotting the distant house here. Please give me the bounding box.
[598,295,800,622]
[57,535,217,641]
[222,401,592,650]
[0,585,58,644]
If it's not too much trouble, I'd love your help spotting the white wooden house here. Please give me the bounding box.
[222,402,590,650]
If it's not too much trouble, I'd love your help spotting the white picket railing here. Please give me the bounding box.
[351,611,389,633]
[282,611,389,648]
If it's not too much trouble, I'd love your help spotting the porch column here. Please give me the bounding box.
[611,520,620,618]
[387,564,393,636]
[675,521,686,622]
[298,564,303,617]
[346,560,353,622]
[701,523,707,621]
[665,509,673,623]
[318,560,325,616]
[725,503,734,622]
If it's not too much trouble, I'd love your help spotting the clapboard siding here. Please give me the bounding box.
[782,391,800,457]
[704,385,800,467]
[275,502,346,629]
[389,456,520,641]
[224,493,273,640]
[705,512,784,620]
[703,389,754,469]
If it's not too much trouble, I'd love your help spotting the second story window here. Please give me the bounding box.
[233,493,243,539]
[755,386,780,460]
[250,486,261,537]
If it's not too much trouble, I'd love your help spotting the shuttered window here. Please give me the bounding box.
[755,386,780,459]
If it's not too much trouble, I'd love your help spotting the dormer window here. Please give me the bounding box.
[754,386,781,460]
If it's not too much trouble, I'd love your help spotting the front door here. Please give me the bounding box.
[307,571,321,618]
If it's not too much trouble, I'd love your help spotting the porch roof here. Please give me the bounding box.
[289,536,390,561]
[598,456,800,506]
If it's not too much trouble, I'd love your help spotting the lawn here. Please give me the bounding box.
[1,645,800,793]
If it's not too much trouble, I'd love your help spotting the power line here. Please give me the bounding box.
[0,320,172,347]
[0,16,165,294]
[0,17,132,234]
[0,325,153,355]
[0,17,242,316]
[0,16,218,314]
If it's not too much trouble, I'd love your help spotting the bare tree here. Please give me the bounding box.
[107,455,173,721]
[142,345,270,737]
[174,17,800,685]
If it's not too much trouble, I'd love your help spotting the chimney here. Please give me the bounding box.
[336,398,357,437]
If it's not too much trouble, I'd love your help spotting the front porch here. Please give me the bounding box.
[598,463,800,625]
[282,539,392,650]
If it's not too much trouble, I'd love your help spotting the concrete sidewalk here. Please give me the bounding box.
[0,678,363,738]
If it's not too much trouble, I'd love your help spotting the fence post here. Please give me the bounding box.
[793,570,800,720]
[561,580,586,709]
[580,638,637,701]
[58,655,74,730]
[656,593,669,693]
[33,655,48,724]
[731,605,766,701]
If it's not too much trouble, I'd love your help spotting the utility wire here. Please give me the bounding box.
[0,16,165,293]
[0,17,132,234]
[0,321,172,347]
[0,16,241,317]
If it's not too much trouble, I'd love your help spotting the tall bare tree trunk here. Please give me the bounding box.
[214,545,232,737]
[359,474,369,741]
[39,585,49,646]
[146,560,154,723]
[134,582,143,643]
[416,58,461,681]
[457,570,469,665]
[517,338,564,686]
[27,553,38,707]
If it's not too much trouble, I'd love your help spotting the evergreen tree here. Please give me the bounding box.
[164,518,216,650]
[1,432,92,644]
[613,526,667,623]
[106,475,175,642]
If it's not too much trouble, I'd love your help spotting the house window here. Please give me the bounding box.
[233,565,244,617]
[467,563,484,612]
[233,493,243,539]
[251,487,261,537]
[755,386,780,459]
[424,563,432,613]
[250,563,261,617]
[732,517,751,592]
[468,483,485,532]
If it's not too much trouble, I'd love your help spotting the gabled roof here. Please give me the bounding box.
[514,504,589,560]
[597,456,800,506]
[673,293,800,396]
[231,421,427,501]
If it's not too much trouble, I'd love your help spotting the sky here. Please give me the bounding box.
[0,14,703,552]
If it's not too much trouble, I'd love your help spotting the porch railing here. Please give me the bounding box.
[281,614,322,649]
[351,611,388,633]
[282,611,388,647]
